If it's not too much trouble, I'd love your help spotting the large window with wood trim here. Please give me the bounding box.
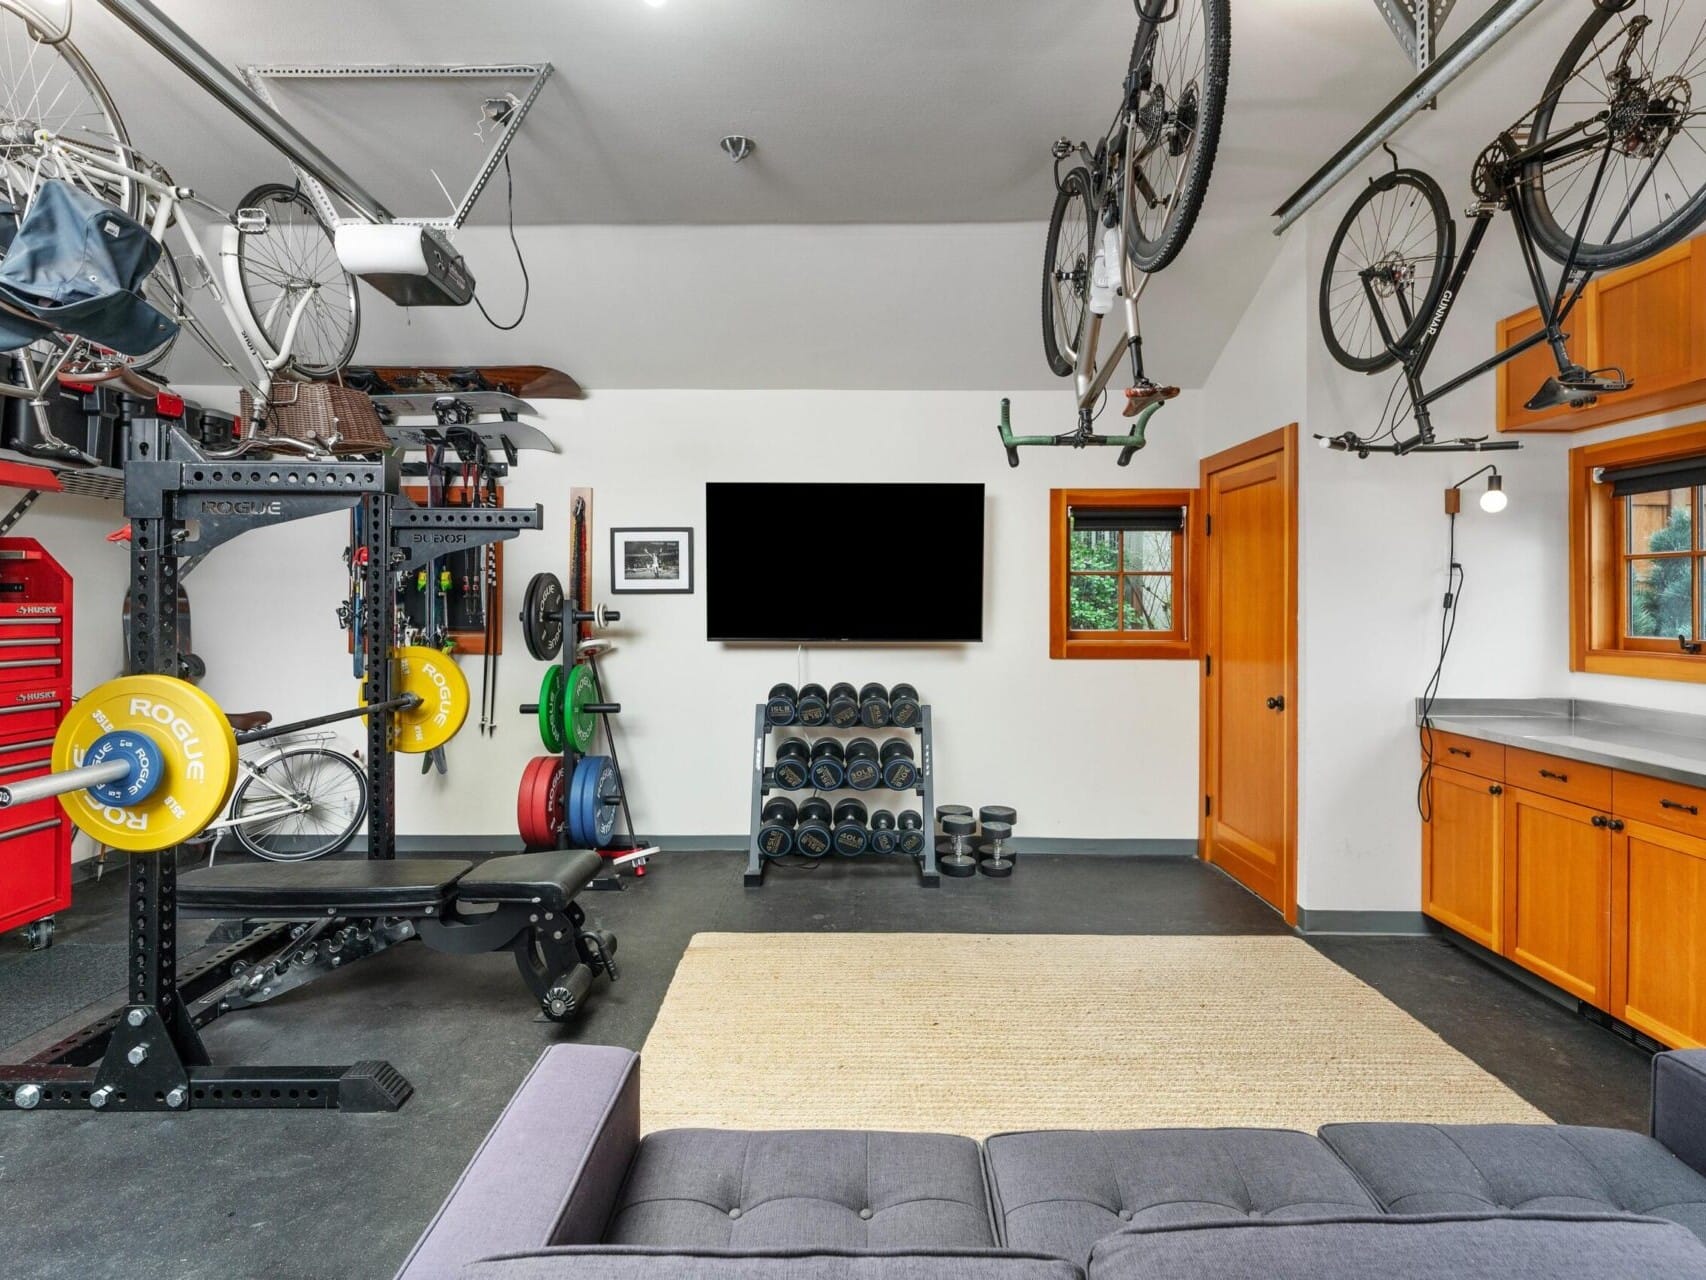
[1571,421,1706,683]
[1049,489,1195,660]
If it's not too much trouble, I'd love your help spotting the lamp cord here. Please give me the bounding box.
[1418,511,1464,822]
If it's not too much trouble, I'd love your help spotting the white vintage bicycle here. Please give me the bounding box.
[194,725,367,863]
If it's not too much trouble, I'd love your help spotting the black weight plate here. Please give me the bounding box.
[522,572,565,661]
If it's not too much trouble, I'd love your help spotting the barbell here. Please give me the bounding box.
[1,647,470,853]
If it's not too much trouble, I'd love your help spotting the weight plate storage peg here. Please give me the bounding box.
[869,808,898,854]
[795,797,833,858]
[896,809,926,856]
[536,664,567,753]
[844,737,881,790]
[795,683,829,726]
[888,683,921,728]
[765,683,799,727]
[521,571,566,661]
[827,682,860,728]
[773,738,811,791]
[51,674,238,852]
[858,683,890,728]
[381,646,471,754]
[517,756,566,849]
[809,739,847,791]
[757,796,798,857]
[937,811,979,878]
[879,738,917,790]
[832,798,869,857]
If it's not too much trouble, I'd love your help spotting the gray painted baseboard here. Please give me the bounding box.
[1296,908,1434,936]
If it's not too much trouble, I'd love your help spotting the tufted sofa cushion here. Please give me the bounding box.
[1320,1123,1706,1243]
[460,1247,1083,1278]
[601,1130,997,1252]
[983,1128,1378,1267]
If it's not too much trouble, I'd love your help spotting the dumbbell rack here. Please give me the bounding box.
[744,705,938,888]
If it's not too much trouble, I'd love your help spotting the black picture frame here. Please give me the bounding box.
[610,527,694,595]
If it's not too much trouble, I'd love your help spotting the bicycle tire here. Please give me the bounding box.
[234,183,361,379]
[230,745,367,862]
[1042,168,1095,378]
[1123,0,1229,273]
[129,247,183,374]
[1518,1,1706,271]
[1319,168,1453,375]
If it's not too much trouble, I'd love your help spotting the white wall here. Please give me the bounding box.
[173,387,1206,844]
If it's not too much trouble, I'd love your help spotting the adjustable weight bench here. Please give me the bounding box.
[177,850,618,1024]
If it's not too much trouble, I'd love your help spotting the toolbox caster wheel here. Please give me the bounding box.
[20,917,54,951]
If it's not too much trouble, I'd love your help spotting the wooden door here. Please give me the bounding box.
[1503,787,1612,1007]
[1422,765,1504,950]
[1200,426,1297,922]
[1613,818,1706,1048]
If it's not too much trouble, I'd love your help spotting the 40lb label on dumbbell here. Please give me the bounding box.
[53,675,237,852]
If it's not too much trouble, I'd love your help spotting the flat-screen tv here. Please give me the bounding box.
[706,482,984,643]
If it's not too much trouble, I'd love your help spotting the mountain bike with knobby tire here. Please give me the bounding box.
[1002,0,1229,467]
[1317,0,1706,457]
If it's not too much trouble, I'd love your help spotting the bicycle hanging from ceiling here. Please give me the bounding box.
[1316,0,1706,458]
[998,0,1229,467]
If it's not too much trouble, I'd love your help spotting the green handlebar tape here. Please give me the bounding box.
[994,396,1163,464]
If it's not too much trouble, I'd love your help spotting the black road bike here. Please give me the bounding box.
[1001,0,1229,466]
[1318,0,1706,456]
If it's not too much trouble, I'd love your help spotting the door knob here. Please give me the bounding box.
[1265,695,1286,711]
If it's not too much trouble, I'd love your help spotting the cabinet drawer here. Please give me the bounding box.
[1505,747,1612,810]
[1428,730,1504,780]
[1614,771,1706,842]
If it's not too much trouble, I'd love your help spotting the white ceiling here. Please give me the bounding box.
[55,0,1580,390]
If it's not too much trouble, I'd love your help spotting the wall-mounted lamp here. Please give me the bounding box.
[1445,465,1507,515]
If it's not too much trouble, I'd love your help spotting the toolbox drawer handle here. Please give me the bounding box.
[0,817,60,842]
[0,737,54,755]
[1661,798,1702,817]
[0,699,61,716]
[1447,746,1472,757]
[1539,768,1569,782]
[0,758,51,777]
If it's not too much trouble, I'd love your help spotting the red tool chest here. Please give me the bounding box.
[0,537,71,947]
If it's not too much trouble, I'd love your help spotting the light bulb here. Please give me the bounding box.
[1479,475,1507,513]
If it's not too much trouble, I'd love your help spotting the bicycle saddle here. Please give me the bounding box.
[225,711,272,732]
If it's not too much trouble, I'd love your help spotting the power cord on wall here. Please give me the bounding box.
[473,155,531,331]
[1417,511,1465,822]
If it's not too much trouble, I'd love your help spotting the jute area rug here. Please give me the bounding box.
[638,932,1547,1136]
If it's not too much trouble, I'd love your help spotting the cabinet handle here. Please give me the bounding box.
[1609,818,1626,833]
[1488,784,1503,796]
[1448,746,1472,757]
[1591,814,1608,828]
[1539,768,1569,782]
[1660,798,1701,817]
[1265,695,1286,712]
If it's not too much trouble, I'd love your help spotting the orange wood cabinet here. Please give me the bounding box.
[1502,786,1612,1007]
[1613,818,1706,1049]
[1497,235,1706,434]
[1422,765,1505,951]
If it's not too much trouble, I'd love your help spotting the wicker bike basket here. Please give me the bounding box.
[239,381,391,455]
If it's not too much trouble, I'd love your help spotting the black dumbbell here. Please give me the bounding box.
[795,797,833,857]
[869,808,898,854]
[859,682,891,727]
[844,737,881,790]
[796,683,829,726]
[937,807,978,877]
[765,683,798,726]
[880,738,917,789]
[889,683,921,727]
[896,809,925,855]
[810,739,847,790]
[827,682,861,728]
[757,796,797,857]
[773,738,811,791]
[832,798,869,857]
[978,806,1017,878]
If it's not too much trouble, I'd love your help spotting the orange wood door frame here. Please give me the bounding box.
[1198,424,1299,925]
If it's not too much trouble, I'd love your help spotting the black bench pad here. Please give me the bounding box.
[457,851,604,910]
[179,858,473,917]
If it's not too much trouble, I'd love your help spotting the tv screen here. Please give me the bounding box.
[706,482,984,643]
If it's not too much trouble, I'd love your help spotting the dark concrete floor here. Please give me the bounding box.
[0,852,1653,1280]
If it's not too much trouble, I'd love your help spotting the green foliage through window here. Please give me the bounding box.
[1068,527,1175,633]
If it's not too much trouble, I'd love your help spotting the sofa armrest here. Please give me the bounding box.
[395,1045,641,1280]
[1652,1051,1706,1178]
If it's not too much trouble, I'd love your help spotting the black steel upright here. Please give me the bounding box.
[362,492,395,860]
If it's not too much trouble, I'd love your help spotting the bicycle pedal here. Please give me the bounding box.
[1122,383,1179,416]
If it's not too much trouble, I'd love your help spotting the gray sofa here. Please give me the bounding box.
[397,1046,1706,1278]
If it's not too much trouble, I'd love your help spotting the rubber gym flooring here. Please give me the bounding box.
[0,852,1653,1280]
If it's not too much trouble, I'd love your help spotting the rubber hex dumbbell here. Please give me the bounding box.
[773,738,811,791]
[844,737,882,790]
[888,683,921,727]
[827,682,861,728]
[810,739,847,790]
[757,796,798,857]
[796,683,830,726]
[858,682,891,728]
[869,808,899,854]
[896,809,926,856]
[978,806,1018,878]
[879,738,917,789]
[765,683,799,727]
[937,806,978,878]
[795,797,834,857]
[832,798,870,857]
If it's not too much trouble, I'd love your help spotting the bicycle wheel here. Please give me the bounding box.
[230,745,367,862]
[129,248,183,374]
[1319,168,1453,374]
[1519,0,1706,271]
[1122,0,1229,273]
[234,183,360,379]
[1042,167,1094,377]
[0,15,136,216]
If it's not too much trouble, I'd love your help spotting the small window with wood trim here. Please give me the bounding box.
[1571,421,1706,682]
[1050,489,1195,660]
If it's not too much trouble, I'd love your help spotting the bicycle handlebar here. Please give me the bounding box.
[1315,431,1523,457]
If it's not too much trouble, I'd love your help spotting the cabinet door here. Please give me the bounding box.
[1613,819,1706,1048]
[1503,787,1612,1007]
[1423,764,1504,949]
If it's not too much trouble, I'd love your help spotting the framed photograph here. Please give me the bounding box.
[611,527,694,594]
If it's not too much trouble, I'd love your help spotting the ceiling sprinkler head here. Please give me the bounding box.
[720,135,756,163]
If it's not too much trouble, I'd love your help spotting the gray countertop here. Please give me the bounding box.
[1420,698,1706,789]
